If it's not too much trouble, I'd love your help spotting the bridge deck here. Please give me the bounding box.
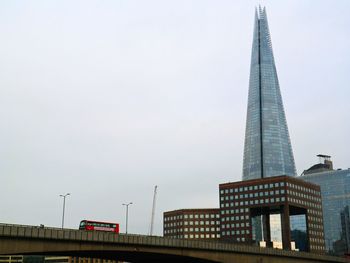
[0,223,348,263]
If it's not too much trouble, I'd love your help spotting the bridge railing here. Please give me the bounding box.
[0,223,348,263]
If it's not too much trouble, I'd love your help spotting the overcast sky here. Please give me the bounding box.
[1,0,349,236]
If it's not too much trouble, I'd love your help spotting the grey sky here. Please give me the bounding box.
[1,1,349,236]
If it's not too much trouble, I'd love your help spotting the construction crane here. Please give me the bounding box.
[149,185,158,236]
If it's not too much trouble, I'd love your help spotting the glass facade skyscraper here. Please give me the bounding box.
[243,7,296,180]
[301,167,350,255]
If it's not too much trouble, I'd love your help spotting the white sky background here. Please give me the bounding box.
[0,0,349,235]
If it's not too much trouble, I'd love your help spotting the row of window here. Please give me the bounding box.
[222,215,250,222]
[221,189,286,201]
[165,234,220,239]
[221,208,249,215]
[308,216,323,223]
[164,227,220,234]
[220,182,285,194]
[288,190,321,202]
[221,229,250,236]
[184,234,220,239]
[288,183,320,196]
[164,220,220,228]
[164,213,219,221]
[221,182,321,197]
[222,222,250,229]
[310,237,324,243]
[221,197,286,209]
[221,232,248,241]
[308,209,322,216]
[309,230,324,237]
[309,223,323,230]
[288,197,322,209]
[310,245,324,251]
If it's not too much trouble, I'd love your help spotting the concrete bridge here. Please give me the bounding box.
[0,223,348,263]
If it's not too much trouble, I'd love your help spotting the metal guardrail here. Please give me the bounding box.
[0,223,348,262]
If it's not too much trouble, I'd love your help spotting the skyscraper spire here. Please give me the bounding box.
[242,7,296,180]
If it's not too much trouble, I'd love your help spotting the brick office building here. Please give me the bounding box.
[163,209,221,240]
[219,175,325,253]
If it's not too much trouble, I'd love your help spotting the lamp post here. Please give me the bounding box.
[59,193,70,229]
[122,202,133,234]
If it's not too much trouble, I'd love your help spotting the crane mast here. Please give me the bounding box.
[149,185,158,235]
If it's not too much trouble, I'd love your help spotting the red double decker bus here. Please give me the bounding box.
[79,220,119,233]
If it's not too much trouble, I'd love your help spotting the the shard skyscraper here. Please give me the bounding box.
[242,7,296,180]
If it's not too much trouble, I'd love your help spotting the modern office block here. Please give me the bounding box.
[301,156,350,255]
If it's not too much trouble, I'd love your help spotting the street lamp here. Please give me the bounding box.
[59,193,70,229]
[122,202,133,234]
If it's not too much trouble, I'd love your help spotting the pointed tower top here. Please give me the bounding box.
[257,5,268,20]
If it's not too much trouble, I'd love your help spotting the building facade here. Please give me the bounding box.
[242,7,296,180]
[219,176,325,253]
[163,209,221,240]
[300,157,350,255]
